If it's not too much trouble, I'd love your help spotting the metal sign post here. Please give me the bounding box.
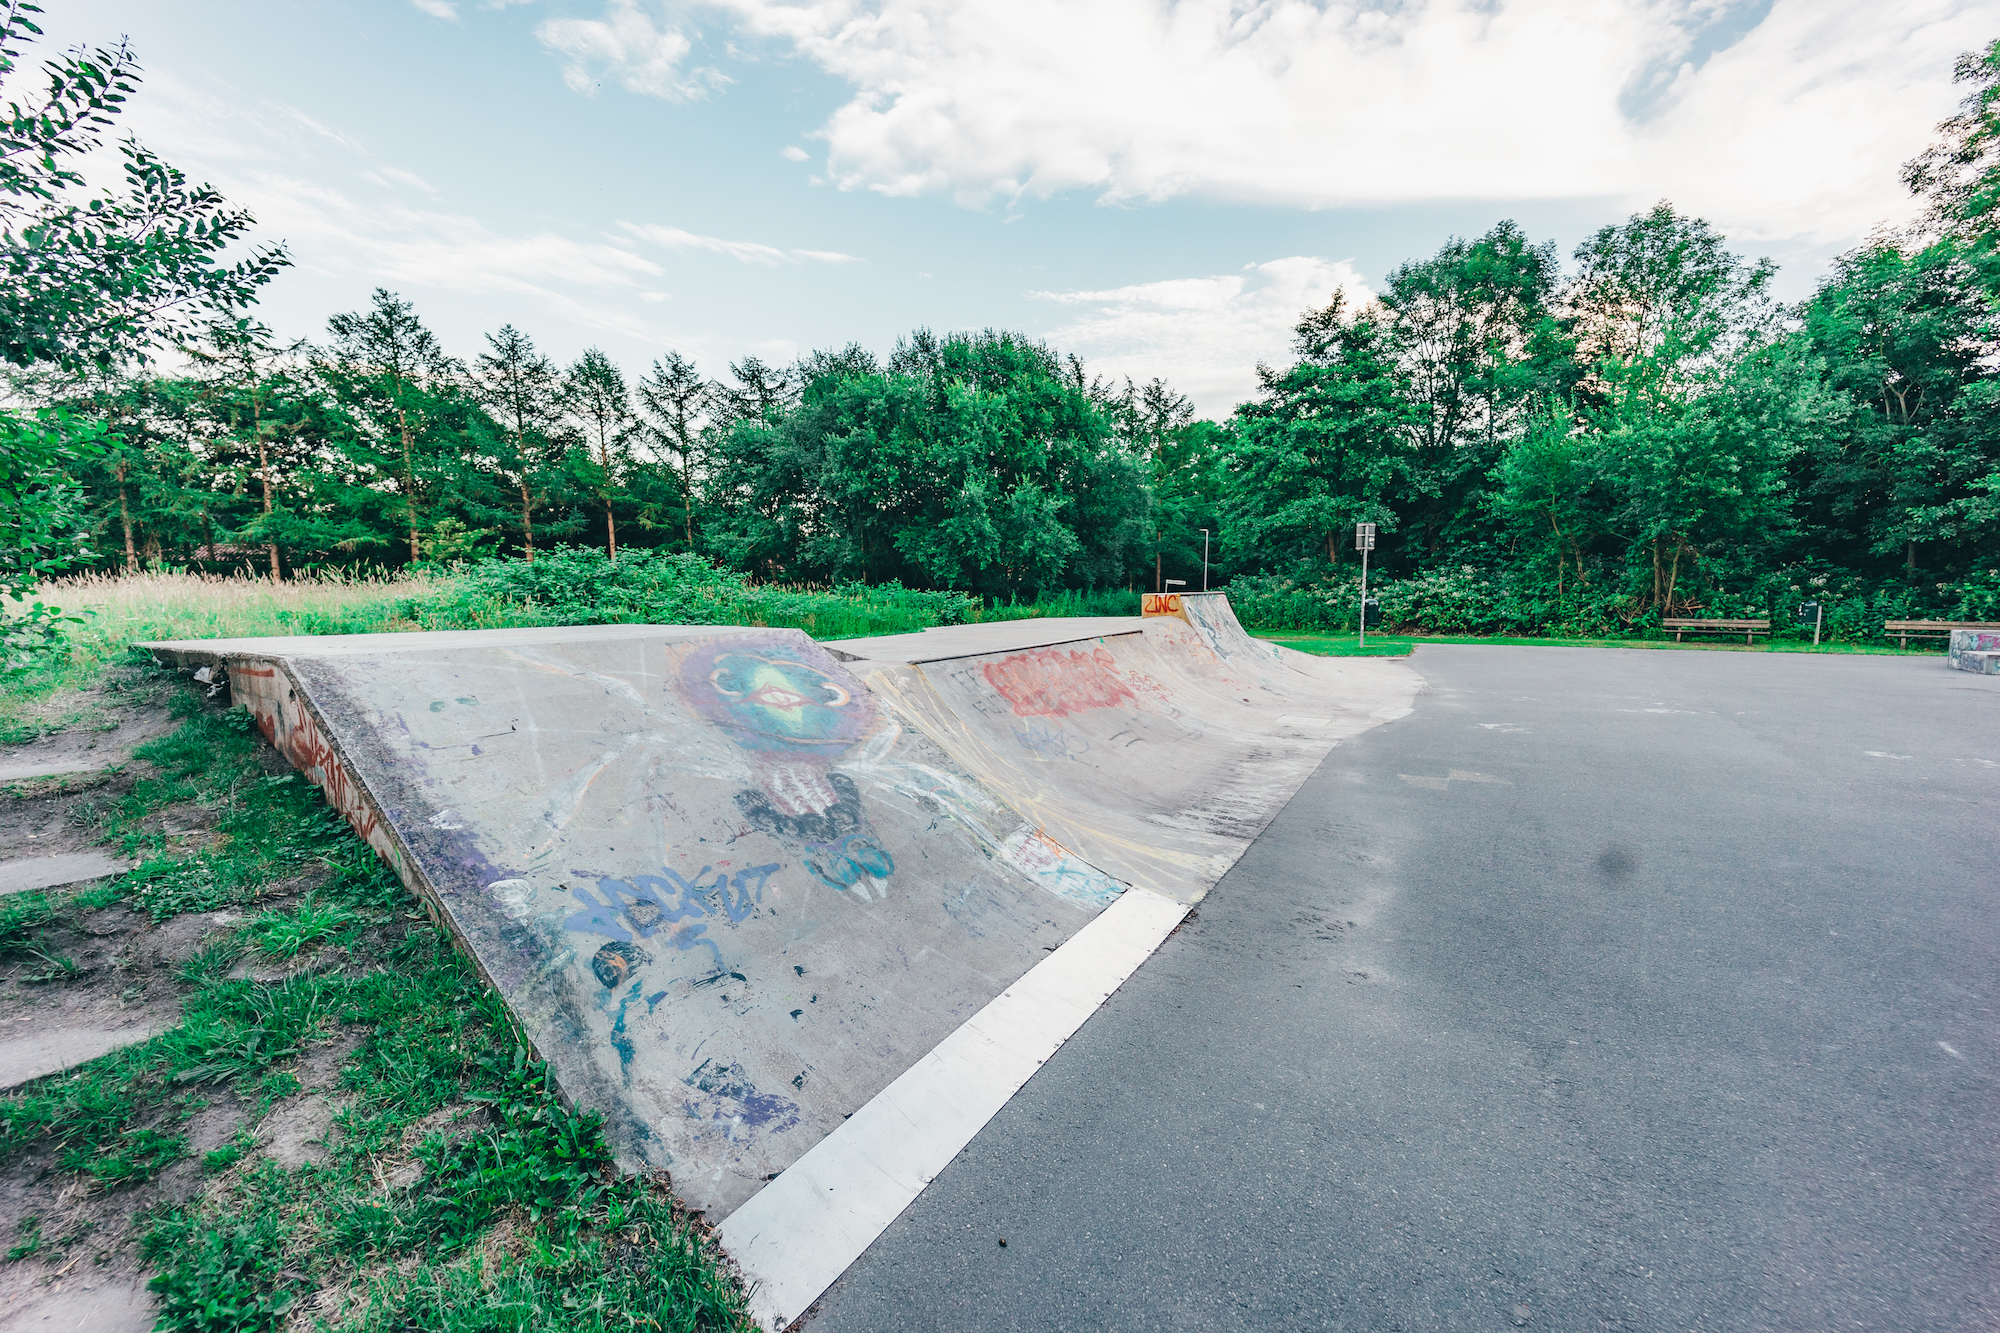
[1199,528,1210,592]
[1798,600,1823,647]
[1355,523,1377,646]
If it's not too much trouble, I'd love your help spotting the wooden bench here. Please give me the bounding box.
[1883,620,2000,649]
[1662,617,1770,644]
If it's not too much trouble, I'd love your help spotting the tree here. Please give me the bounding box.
[701,330,1145,595]
[1222,292,1415,575]
[0,404,107,602]
[0,2,283,623]
[561,347,635,560]
[473,324,564,562]
[1565,203,1781,610]
[1792,242,2000,575]
[1567,202,1774,408]
[1904,38,2000,298]
[0,2,286,370]
[635,350,712,552]
[713,355,795,425]
[325,289,459,564]
[186,319,307,580]
[1378,221,1569,552]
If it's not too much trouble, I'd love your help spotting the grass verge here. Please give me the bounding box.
[0,669,753,1331]
[1258,630,1949,657]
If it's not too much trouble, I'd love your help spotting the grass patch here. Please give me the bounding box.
[0,683,753,1331]
[1259,630,1949,657]
[974,587,1138,622]
[237,895,364,960]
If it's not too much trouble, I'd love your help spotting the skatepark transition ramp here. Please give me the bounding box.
[142,595,1417,1325]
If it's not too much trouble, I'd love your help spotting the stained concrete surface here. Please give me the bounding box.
[0,705,177,785]
[139,610,1414,1223]
[805,646,2000,1332]
[0,1025,165,1092]
[849,618,1414,902]
[0,854,132,897]
[0,1274,154,1333]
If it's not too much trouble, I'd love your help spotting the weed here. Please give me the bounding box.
[77,1126,185,1186]
[144,1194,297,1333]
[203,1131,254,1173]
[176,942,240,988]
[164,980,331,1087]
[238,894,362,960]
[0,894,54,954]
[259,1071,300,1101]
[18,945,79,983]
[6,1216,39,1262]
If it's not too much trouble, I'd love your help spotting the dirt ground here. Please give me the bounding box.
[0,678,365,1331]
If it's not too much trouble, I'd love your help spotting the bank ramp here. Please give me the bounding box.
[141,599,1416,1327]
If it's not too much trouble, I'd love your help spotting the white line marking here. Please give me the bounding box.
[719,886,1191,1331]
[1938,1041,1964,1060]
[1864,751,1914,759]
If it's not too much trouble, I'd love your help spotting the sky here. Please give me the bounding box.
[48,0,1997,416]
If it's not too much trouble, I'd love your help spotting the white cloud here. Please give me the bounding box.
[118,72,680,346]
[364,165,440,195]
[410,0,459,19]
[621,222,863,265]
[1034,256,1373,418]
[781,145,810,162]
[710,0,1987,246]
[536,0,722,100]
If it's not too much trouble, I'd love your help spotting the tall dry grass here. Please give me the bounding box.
[22,569,441,643]
[3,571,441,730]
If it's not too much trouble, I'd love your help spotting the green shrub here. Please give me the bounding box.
[400,547,977,639]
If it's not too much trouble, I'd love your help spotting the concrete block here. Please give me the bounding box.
[1949,649,2000,675]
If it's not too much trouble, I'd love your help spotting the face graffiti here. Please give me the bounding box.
[681,637,876,758]
[677,634,897,896]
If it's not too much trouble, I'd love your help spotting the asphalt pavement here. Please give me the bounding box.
[802,645,2000,1332]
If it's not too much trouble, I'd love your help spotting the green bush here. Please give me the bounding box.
[399,547,977,639]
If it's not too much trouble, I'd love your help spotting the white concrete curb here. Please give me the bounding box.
[717,885,1191,1330]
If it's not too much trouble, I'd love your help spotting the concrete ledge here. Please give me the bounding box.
[1950,649,2000,675]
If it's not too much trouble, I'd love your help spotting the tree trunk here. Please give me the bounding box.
[519,480,535,563]
[598,436,617,562]
[1549,512,1564,597]
[255,402,279,583]
[117,462,137,573]
[396,401,420,564]
[1906,541,1917,574]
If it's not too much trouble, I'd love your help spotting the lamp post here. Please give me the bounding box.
[1355,522,1376,647]
[1198,528,1210,591]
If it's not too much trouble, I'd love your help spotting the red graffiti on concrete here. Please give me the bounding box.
[982,646,1135,720]
[227,661,386,855]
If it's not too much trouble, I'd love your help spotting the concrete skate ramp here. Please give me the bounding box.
[833,602,1417,903]
[140,624,1119,1219]
[139,598,1415,1237]
[1175,589,1285,665]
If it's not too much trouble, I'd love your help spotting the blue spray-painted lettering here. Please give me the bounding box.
[564,863,780,940]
